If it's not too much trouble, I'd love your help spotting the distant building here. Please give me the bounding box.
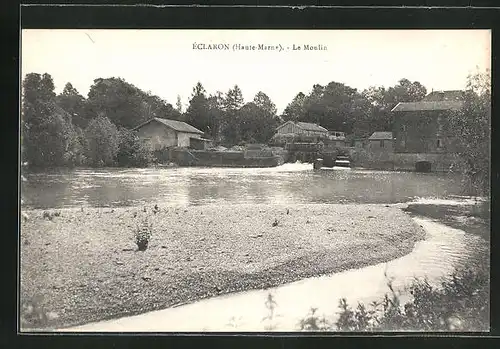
[367,132,394,152]
[133,118,212,150]
[275,121,329,137]
[391,90,464,153]
[327,131,347,147]
[273,121,346,147]
[353,137,367,149]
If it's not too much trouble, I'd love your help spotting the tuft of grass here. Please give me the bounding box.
[299,307,331,331]
[134,217,153,251]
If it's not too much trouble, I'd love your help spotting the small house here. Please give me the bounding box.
[367,132,394,152]
[133,118,211,150]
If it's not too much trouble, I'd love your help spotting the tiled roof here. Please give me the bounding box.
[133,118,204,134]
[391,100,463,112]
[296,122,328,132]
[422,90,465,102]
[368,132,393,140]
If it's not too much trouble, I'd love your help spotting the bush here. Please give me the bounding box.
[84,115,120,167]
[134,217,153,251]
[116,128,153,167]
[298,264,489,332]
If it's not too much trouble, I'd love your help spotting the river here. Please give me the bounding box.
[22,164,488,332]
[22,163,467,209]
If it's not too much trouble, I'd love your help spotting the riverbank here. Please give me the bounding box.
[61,217,488,332]
[20,203,425,330]
[402,197,490,241]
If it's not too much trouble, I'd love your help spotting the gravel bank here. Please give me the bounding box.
[20,204,425,330]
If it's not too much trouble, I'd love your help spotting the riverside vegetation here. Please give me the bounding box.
[21,71,491,195]
[296,262,489,332]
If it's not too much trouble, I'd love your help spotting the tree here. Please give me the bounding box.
[185,82,211,134]
[144,93,182,121]
[362,79,427,133]
[449,70,491,196]
[253,91,277,116]
[221,85,245,145]
[238,101,279,144]
[223,85,244,111]
[176,95,183,113]
[206,91,225,142]
[84,116,120,167]
[22,73,80,167]
[115,128,152,167]
[86,77,145,129]
[86,77,180,129]
[56,82,88,129]
[287,82,370,135]
[22,73,57,127]
[24,111,78,167]
[282,92,306,122]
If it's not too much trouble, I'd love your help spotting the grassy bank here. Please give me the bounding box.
[20,204,425,330]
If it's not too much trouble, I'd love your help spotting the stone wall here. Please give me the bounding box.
[171,149,283,167]
[392,152,466,172]
[348,148,395,170]
[347,147,465,172]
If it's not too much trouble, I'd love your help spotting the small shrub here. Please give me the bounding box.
[299,307,331,331]
[134,217,153,251]
[20,296,58,329]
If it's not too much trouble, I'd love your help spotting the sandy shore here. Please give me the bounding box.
[20,203,425,330]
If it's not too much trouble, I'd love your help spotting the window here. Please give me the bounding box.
[437,139,443,148]
[437,116,443,133]
[380,140,384,148]
[401,139,406,148]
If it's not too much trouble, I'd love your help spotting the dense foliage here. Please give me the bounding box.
[449,70,491,196]
[282,78,427,137]
[21,73,179,168]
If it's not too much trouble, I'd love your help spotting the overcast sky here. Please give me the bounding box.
[21,29,490,114]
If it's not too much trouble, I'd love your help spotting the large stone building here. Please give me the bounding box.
[390,90,465,172]
[391,90,464,154]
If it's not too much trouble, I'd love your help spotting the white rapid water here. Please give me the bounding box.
[61,217,482,332]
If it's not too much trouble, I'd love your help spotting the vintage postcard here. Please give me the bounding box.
[20,29,491,333]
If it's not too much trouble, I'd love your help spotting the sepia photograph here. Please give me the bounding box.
[19,29,491,333]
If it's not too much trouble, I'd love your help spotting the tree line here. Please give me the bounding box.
[21,71,490,194]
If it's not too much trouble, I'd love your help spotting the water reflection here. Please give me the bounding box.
[22,164,466,209]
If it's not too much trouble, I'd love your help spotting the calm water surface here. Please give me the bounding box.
[22,163,467,209]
